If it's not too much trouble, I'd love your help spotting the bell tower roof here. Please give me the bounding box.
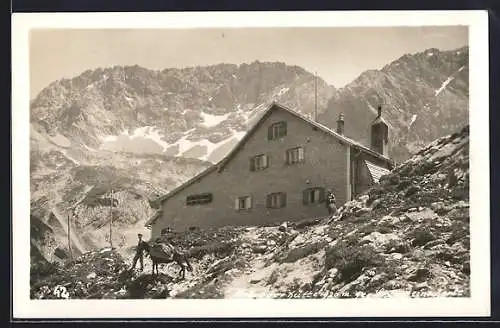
[372,105,388,126]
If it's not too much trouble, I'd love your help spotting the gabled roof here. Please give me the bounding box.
[372,115,389,126]
[147,102,393,219]
[145,210,163,228]
[365,160,391,184]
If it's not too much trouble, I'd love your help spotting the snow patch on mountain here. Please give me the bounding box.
[200,112,231,128]
[124,95,135,108]
[231,129,247,141]
[63,151,80,165]
[435,66,465,96]
[132,126,169,150]
[49,133,72,148]
[435,76,455,96]
[409,114,418,128]
[276,87,290,97]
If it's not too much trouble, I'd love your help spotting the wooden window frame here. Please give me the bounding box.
[235,196,253,212]
[285,146,305,165]
[303,187,326,205]
[266,192,287,209]
[268,121,287,141]
[186,193,213,206]
[249,153,270,171]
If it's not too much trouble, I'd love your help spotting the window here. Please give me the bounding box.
[266,192,287,209]
[303,187,325,205]
[268,121,287,140]
[285,147,305,165]
[235,196,253,211]
[186,193,213,206]
[250,154,269,171]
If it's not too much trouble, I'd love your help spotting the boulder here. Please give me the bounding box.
[354,207,372,217]
[361,232,400,249]
[278,222,288,233]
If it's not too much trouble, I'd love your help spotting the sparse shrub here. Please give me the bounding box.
[405,185,421,197]
[344,234,361,247]
[435,249,455,262]
[410,229,437,247]
[267,269,280,286]
[380,173,400,186]
[352,216,370,224]
[188,241,235,259]
[398,164,414,177]
[358,239,371,246]
[281,242,326,263]
[385,239,411,254]
[292,218,322,230]
[447,208,470,223]
[377,225,394,234]
[324,242,383,283]
[451,186,468,200]
[412,160,439,176]
[358,223,377,237]
[446,226,468,245]
[447,169,459,188]
[367,186,384,204]
[397,179,412,191]
[408,268,432,282]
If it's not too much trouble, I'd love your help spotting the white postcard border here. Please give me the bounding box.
[12,10,490,318]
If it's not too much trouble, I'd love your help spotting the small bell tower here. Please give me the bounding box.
[371,105,389,157]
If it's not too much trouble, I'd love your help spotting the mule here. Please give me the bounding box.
[145,242,193,280]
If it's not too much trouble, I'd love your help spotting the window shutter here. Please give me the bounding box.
[281,193,287,207]
[235,198,240,210]
[313,189,320,203]
[249,157,255,171]
[319,188,326,203]
[268,125,273,140]
[298,147,304,162]
[266,194,271,208]
[262,154,268,168]
[282,122,287,137]
[303,189,309,205]
[284,150,289,165]
[246,196,252,209]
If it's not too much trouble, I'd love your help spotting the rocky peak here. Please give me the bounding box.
[319,45,468,165]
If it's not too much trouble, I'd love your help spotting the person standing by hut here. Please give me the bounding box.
[130,233,149,271]
[325,189,337,216]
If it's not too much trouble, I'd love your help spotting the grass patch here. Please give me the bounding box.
[188,241,235,260]
[409,228,437,247]
[324,242,384,283]
[291,218,322,230]
[281,242,326,263]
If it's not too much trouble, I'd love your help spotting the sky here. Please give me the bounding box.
[30,26,468,98]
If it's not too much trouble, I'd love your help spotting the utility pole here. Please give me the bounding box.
[109,188,113,249]
[314,71,318,122]
[67,213,73,262]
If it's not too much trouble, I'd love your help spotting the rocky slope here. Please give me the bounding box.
[319,46,468,164]
[31,124,469,299]
[30,126,211,263]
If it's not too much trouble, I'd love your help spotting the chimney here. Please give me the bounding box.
[336,113,345,135]
[377,105,382,118]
